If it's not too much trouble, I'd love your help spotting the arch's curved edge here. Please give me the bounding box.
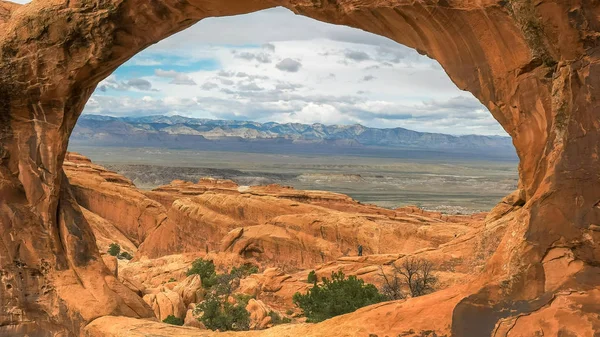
[0,0,599,336]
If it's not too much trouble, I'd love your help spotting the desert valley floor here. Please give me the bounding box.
[70,146,518,214]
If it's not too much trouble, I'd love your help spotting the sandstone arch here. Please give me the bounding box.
[0,0,599,336]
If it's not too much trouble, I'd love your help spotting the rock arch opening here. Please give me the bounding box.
[71,6,518,214]
[0,1,599,336]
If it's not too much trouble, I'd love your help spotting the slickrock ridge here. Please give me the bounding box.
[1,0,599,336]
[136,178,480,263]
[64,153,167,246]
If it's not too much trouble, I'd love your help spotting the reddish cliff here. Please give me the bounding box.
[64,153,167,246]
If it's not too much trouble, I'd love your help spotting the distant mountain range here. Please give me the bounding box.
[70,114,517,160]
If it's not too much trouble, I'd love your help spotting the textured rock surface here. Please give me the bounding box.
[119,253,205,288]
[1,0,599,336]
[173,275,204,307]
[101,255,118,278]
[138,179,478,264]
[246,299,273,330]
[65,153,168,246]
[183,308,205,329]
[65,160,478,280]
[81,206,137,255]
[138,188,324,258]
[142,290,186,322]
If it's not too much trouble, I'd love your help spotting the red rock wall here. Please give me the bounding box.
[0,0,598,336]
[64,155,168,246]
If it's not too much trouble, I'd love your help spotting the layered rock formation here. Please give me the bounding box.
[71,170,478,268]
[1,0,599,336]
[64,153,167,246]
[65,154,481,274]
[59,155,492,334]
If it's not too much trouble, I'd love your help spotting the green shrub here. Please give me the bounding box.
[162,315,184,326]
[268,311,291,325]
[234,293,254,306]
[285,308,294,316]
[213,272,239,296]
[293,270,384,322]
[307,270,317,285]
[190,261,258,331]
[195,293,250,331]
[118,251,133,260]
[187,258,217,288]
[188,261,261,331]
[107,243,120,256]
[211,263,259,296]
[230,263,259,278]
[168,277,177,283]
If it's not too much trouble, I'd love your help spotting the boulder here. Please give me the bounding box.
[183,309,205,329]
[246,299,271,330]
[173,275,204,306]
[143,290,186,321]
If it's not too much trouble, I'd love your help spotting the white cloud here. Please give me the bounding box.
[149,7,400,52]
[234,51,272,63]
[262,43,276,52]
[345,50,371,62]
[200,82,219,90]
[127,78,153,91]
[276,58,302,72]
[84,8,506,136]
[155,69,197,85]
[282,103,358,125]
[361,75,376,82]
[238,82,263,91]
[98,75,157,92]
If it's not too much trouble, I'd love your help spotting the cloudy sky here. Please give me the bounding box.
[13,2,504,135]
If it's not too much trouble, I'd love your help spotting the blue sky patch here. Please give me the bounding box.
[115,54,221,79]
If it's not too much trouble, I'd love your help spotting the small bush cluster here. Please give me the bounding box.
[293,270,385,322]
[189,259,259,331]
[268,311,291,325]
[186,258,217,288]
[107,243,120,256]
[118,251,133,260]
[162,315,184,326]
[107,243,133,260]
[231,263,259,278]
[196,293,250,331]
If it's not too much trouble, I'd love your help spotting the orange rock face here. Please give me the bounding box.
[1,0,599,336]
[81,207,137,255]
[135,178,480,268]
[60,156,491,332]
[64,153,168,246]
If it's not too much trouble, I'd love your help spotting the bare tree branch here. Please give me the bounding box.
[378,258,438,299]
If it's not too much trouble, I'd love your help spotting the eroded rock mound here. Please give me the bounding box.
[136,178,481,264]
